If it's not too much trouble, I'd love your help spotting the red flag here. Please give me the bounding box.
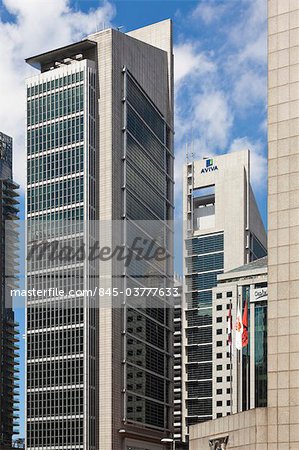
[242,299,248,347]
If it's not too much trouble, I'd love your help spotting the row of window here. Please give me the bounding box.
[126,335,169,377]
[27,176,84,213]
[27,328,84,359]
[27,388,84,417]
[27,85,84,126]
[186,398,212,416]
[126,395,166,429]
[27,358,84,388]
[186,326,212,346]
[28,303,84,330]
[28,146,84,184]
[126,161,165,220]
[127,313,167,350]
[27,419,84,447]
[27,72,84,98]
[186,234,224,256]
[27,116,84,154]
[28,207,84,222]
[127,105,165,168]
[186,344,212,363]
[186,290,212,309]
[186,380,212,398]
[127,364,167,402]
[186,309,212,327]
[127,133,165,192]
[186,252,224,274]
[127,73,165,143]
[186,271,223,292]
[186,362,212,381]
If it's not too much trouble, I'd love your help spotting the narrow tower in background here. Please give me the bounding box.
[0,131,20,449]
[182,150,267,438]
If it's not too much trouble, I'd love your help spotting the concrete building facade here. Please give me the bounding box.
[26,20,174,450]
[182,151,267,439]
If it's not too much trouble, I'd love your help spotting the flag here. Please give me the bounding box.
[235,301,243,350]
[227,304,232,348]
[242,298,249,347]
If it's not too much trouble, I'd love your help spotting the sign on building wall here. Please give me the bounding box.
[251,287,267,302]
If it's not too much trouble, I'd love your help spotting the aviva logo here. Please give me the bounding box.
[201,158,219,174]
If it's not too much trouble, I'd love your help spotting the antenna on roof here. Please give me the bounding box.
[117,26,124,31]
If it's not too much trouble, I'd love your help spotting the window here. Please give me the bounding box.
[216,293,222,299]
[227,292,232,298]
[216,305,222,311]
[216,353,222,359]
[216,317,222,323]
[216,389,222,395]
[216,401,222,407]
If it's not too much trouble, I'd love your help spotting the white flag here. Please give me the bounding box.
[235,303,243,350]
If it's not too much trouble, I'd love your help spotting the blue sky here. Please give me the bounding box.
[0,0,267,439]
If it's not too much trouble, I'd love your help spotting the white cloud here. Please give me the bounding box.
[233,71,267,109]
[192,1,227,24]
[228,0,267,67]
[229,137,267,191]
[174,42,215,85]
[0,0,115,189]
[194,90,233,150]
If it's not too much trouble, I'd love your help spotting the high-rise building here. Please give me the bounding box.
[267,0,299,446]
[212,256,267,419]
[0,132,20,448]
[26,20,174,450]
[182,151,267,436]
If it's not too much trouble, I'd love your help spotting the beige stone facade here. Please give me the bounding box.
[268,0,299,448]
[189,408,268,450]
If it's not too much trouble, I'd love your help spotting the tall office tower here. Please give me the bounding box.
[182,151,267,436]
[0,132,20,448]
[26,19,174,450]
[212,256,267,419]
[268,0,299,446]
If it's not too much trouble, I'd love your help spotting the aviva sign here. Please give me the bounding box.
[201,158,218,174]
